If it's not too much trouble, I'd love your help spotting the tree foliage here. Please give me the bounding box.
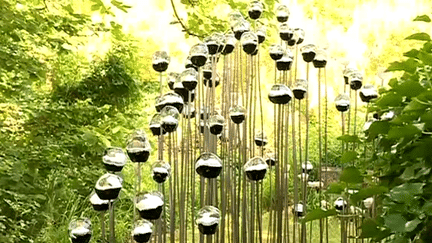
[52,43,142,108]
[0,0,159,242]
[365,15,432,242]
[172,0,278,38]
[304,14,432,242]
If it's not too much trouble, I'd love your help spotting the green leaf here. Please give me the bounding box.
[405,218,421,232]
[34,194,47,201]
[358,219,380,238]
[389,78,398,87]
[422,41,432,53]
[112,126,122,134]
[387,125,421,140]
[326,182,345,194]
[340,167,363,184]
[422,202,432,215]
[351,186,388,204]
[400,165,416,181]
[337,134,361,143]
[393,236,409,243]
[403,99,428,112]
[91,4,101,11]
[400,163,430,180]
[301,208,337,222]
[416,167,431,178]
[384,214,407,232]
[419,51,432,65]
[389,183,424,203]
[416,91,432,104]
[406,33,431,41]
[386,59,419,73]
[376,93,403,107]
[340,151,358,164]
[398,182,424,194]
[63,4,75,14]
[404,49,420,58]
[413,15,431,22]
[98,136,111,147]
[111,0,131,12]
[421,112,432,128]
[367,121,390,140]
[394,80,425,98]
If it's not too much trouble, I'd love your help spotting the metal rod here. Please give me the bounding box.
[168,133,175,243]
[101,212,106,243]
[109,200,115,243]
[324,68,329,243]
[318,68,323,243]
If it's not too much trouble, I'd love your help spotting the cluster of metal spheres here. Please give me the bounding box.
[68,1,383,242]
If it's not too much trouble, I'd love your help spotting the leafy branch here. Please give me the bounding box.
[170,0,204,38]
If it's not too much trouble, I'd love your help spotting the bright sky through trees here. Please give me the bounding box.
[94,0,431,108]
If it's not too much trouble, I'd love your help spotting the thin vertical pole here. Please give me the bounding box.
[101,212,106,242]
[318,68,323,243]
[109,200,115,243]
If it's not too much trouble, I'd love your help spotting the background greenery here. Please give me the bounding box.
[0,0,431,242]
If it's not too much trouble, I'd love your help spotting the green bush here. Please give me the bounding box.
[363,14,432,242]
[303,14,432,243]
[52,44,142,109]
